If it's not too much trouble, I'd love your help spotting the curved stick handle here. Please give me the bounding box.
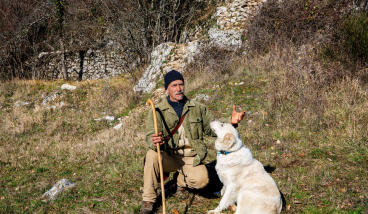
[146,99,166,214]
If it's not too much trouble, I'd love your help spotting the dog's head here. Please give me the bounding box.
[210,119,243,152]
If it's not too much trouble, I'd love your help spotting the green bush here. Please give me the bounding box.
[341,11,368,63]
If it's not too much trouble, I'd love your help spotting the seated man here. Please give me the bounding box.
[141,70,245,214]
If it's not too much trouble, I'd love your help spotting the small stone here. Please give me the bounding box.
[61,84,77,91]
[113,123,123,130]
[103,116,115,122]
[14,101,29,107]
[192,94,211,102]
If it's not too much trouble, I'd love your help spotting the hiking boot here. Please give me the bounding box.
[140,201,154,214]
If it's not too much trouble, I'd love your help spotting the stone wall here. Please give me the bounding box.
[43,49,129,80]
[216,0,267,31]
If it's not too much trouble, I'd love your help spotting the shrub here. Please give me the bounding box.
[245,0,348,54]
[340,11,368,63]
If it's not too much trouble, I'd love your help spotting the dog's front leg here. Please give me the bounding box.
[221,186,226,196]
[208,184,236,214]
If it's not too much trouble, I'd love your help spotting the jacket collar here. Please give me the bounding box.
[158,96,195,116]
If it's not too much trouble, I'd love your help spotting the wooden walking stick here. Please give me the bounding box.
[146,99,166,214]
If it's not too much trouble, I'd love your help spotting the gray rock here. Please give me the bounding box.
[61,84,77,91]
[94,115,116,122]
[42,91,62,105]
[42,179,76,200]
[14,101,29,107]
[113,123,123,130]
[192,94,211,102]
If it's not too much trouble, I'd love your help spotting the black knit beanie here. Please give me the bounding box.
[164,70,184,90]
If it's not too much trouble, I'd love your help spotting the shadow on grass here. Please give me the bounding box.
[152,160,222,213]
[153,161,286,213]
[264,164,287,209]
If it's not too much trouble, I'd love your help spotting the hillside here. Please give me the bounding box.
[1,0,368,213]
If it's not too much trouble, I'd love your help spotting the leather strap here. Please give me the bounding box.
[165,113,187,141]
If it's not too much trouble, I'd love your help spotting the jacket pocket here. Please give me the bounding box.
[189,117,202,139]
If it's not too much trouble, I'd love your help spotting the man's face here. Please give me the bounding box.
[166,80,185,102]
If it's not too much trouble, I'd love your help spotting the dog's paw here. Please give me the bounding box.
[229,204,237,212]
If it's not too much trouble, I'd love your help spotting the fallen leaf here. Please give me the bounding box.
[172,208,179,214]
[300,152,305,158]
[261,146,266,149]
[282,153,286,157]
[271,146,274,150]
[287,205,291,210]
[341,188,345,193]
[90,203,95,208]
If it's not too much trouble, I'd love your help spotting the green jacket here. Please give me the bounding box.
[145,96,231,167]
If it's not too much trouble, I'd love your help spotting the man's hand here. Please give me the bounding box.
[152,132,165,147]
[231,105,246,125]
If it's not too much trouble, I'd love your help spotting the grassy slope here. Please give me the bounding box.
[1,47,368,214]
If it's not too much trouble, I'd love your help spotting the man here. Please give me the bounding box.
[140,70,245,214]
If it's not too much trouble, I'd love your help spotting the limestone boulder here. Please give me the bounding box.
[42,179,76,200]
[134,41,200,93]
[61,84,77,91]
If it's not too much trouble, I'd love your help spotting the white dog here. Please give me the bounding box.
[208,119,282,214]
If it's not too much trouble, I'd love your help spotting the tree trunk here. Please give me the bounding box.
[60,37,68,81]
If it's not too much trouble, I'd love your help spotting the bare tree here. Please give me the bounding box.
[54,0,68,80]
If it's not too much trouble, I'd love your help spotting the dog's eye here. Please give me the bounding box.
[221,124,223,127]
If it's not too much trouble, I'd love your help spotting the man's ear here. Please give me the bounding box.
[222,133,235,148]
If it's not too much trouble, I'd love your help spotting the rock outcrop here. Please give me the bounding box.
[133,41,200,93]
[134,0,266,93]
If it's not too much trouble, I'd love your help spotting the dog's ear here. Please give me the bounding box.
[222,133,235,148]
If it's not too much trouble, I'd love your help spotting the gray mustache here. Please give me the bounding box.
[175,92,184,95]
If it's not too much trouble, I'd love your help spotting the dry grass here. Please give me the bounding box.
[1,41,368,213]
